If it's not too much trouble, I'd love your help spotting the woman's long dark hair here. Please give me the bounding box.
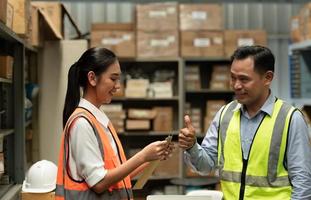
[63,47,117,127]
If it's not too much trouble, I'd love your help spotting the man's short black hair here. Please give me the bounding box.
[230,45,275,74]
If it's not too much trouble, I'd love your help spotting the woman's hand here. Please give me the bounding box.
[140,140,174,162]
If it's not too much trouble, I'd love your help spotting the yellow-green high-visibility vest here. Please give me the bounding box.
[217,99,296,200]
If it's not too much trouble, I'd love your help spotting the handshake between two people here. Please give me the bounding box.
[139,115,196,163]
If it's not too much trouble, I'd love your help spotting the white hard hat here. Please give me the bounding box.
[22,160,58,193]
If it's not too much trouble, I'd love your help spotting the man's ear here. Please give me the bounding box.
[264,70,274,86]
[87,71,97,86]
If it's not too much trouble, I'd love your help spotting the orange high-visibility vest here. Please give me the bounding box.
[55,107,133,200]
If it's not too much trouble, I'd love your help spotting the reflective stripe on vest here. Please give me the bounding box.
[55,108,133,200]
[55,184,132,200]
[218,99,295,200]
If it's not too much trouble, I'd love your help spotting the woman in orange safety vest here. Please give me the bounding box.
[55,47,173,200]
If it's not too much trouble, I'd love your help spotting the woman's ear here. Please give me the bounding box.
[87,71,97,86]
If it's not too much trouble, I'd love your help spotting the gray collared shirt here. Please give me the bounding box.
[185,92,311,199]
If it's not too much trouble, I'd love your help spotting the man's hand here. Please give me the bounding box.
[178,115,196,150]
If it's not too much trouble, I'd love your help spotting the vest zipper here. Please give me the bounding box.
[238,113,267,200]
[239,159,248,200]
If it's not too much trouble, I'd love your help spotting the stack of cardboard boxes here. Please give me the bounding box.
[136,2,179,58]
[185,65,201,90]
[89,2,267,59]
[209,65,231,90]
[100,104,126,133]
[126,108,155,131]
[0,0,81,46]
[125,107,173,133]
[180,4,224,57]
[5,0,30,36]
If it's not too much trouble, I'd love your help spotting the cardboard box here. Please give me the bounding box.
[8,0,30,35]
[21,192,55,200]
[153,143,180,177]
[126,119,150,130]
[128,109,157,119]
[290,16,301,43]
[149,81,173,98]
[179,4,223,31]
[136,2,178,31]
[224,30,267,58]
[125,79,149,98]
[32,2,62,35]
[31,2,81,46]
[137,30,179,58]
[181,31,224,57]
[90,23,136,58]
[153,107,173,132]
[0,55,13,79]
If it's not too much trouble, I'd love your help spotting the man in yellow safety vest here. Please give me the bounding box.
[179,45,311,200]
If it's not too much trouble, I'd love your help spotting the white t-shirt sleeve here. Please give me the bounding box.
[68,117,107,187]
